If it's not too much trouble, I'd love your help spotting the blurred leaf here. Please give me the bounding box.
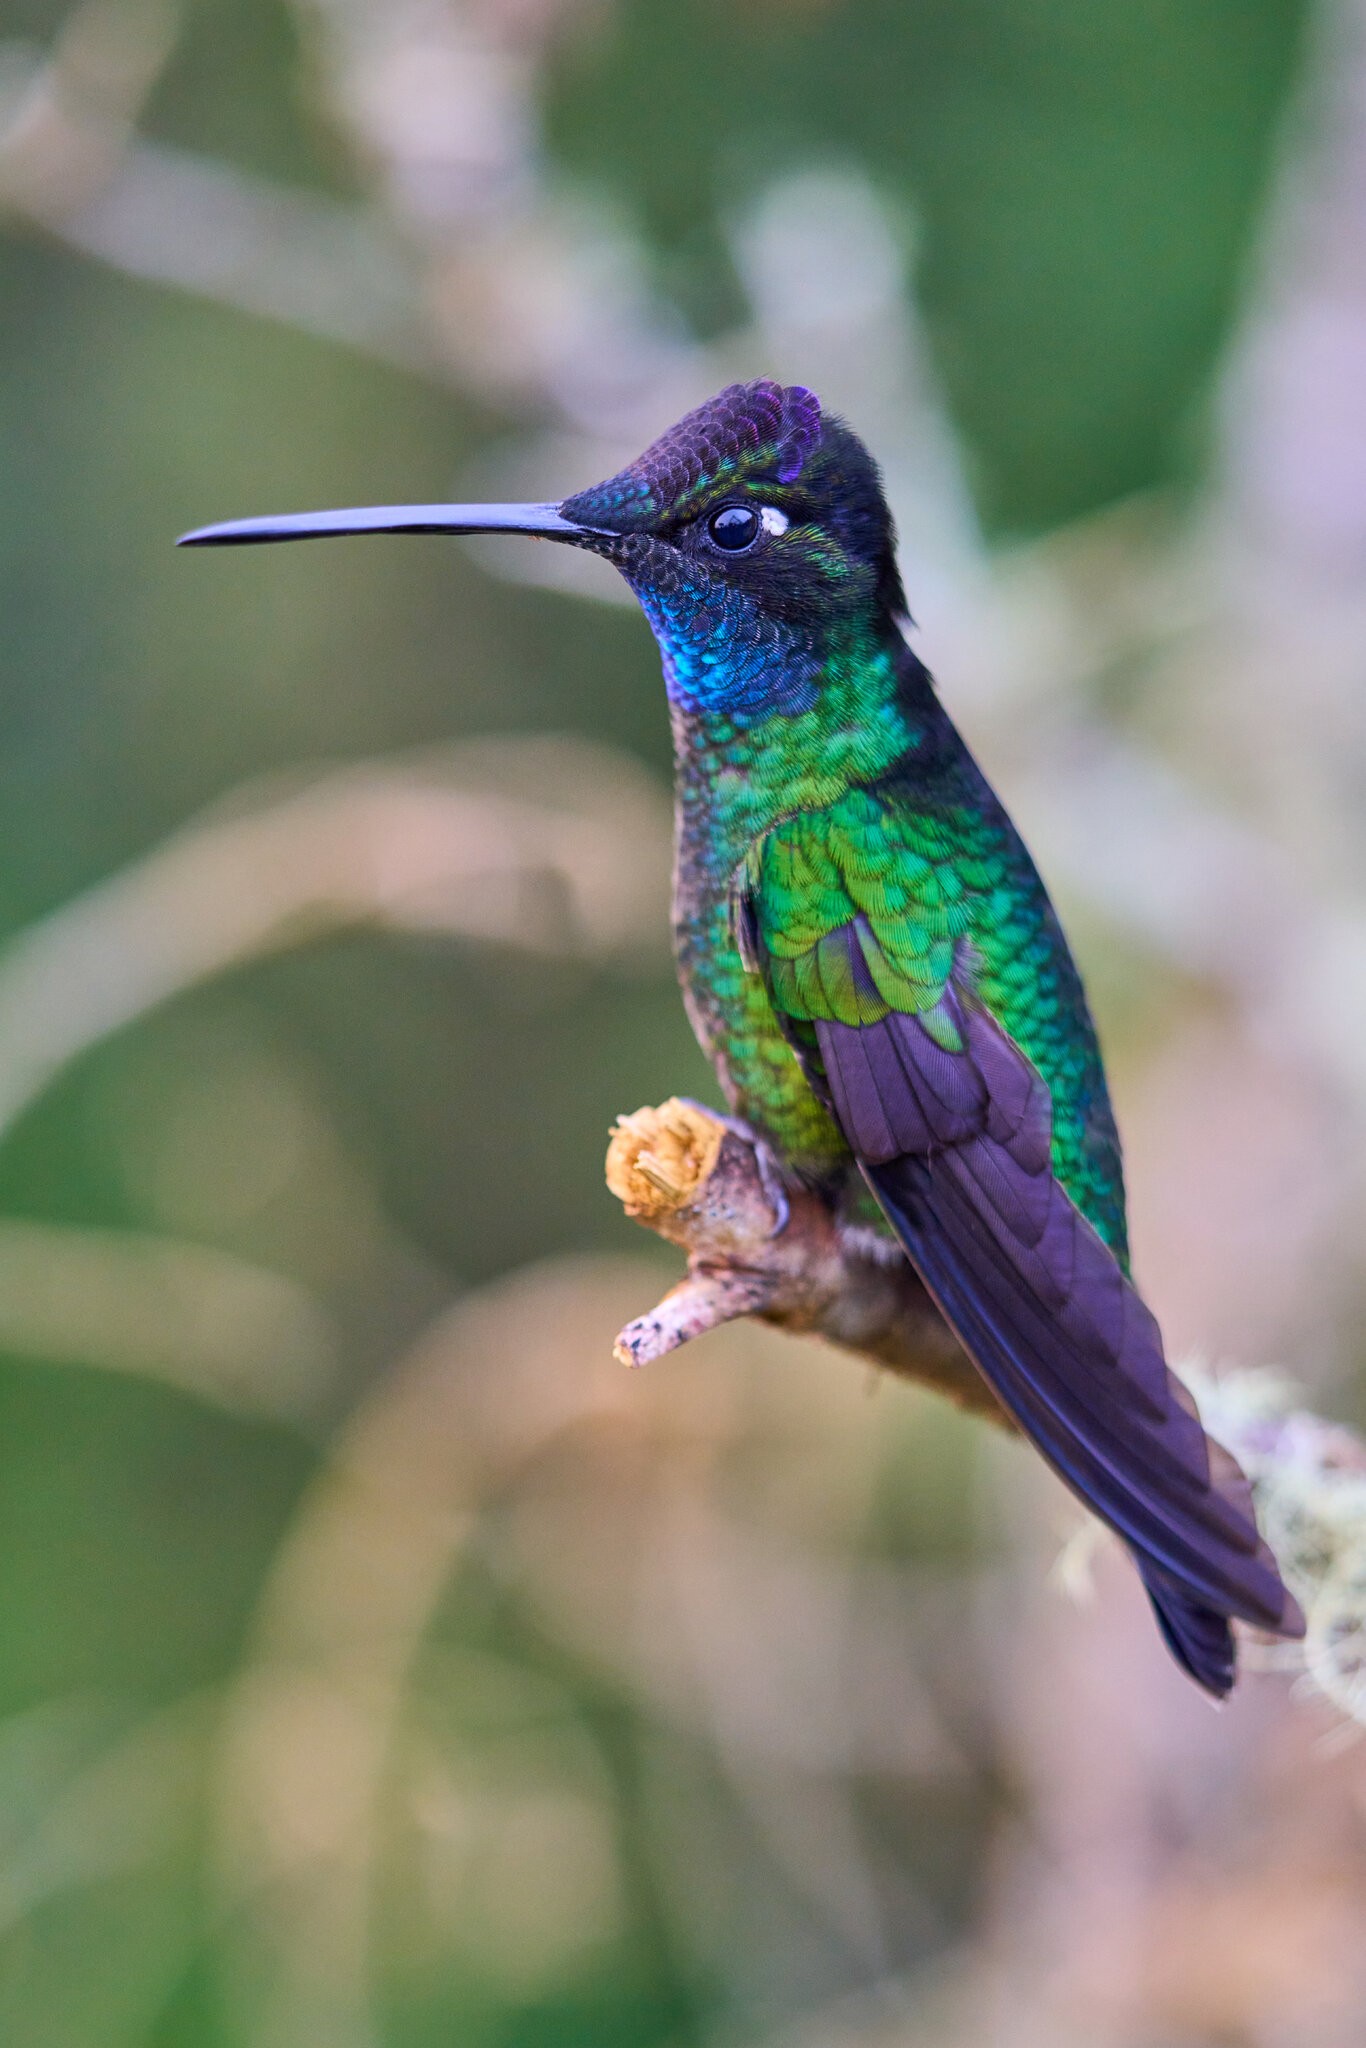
[545,0,1309,528]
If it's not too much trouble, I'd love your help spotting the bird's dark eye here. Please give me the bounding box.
[707,504,761,552]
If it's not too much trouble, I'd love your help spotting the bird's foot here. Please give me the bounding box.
[674,1099,791,1236]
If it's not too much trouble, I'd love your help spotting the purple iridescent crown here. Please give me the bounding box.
[563,381,822,531]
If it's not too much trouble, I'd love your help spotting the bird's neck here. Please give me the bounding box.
[670,623,932,886]
[667,624,939,1152]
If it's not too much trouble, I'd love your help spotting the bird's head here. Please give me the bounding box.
[180,380,907,725]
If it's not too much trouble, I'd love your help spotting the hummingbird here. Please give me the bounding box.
[181,378,1303,1695]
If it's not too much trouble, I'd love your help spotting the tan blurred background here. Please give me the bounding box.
[2,1,1366,2043]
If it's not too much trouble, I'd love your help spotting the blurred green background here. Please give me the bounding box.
[4,3,1366,2045]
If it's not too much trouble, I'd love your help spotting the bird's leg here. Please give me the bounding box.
[672,1098,791,1236]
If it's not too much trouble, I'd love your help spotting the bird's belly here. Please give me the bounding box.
[673,887,850,1180]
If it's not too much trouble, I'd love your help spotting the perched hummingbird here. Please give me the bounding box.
[181,379,1303,1695]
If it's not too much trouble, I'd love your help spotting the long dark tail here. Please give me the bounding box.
[863,1140,1302,1696]
[807,987,1303,1697]
[1143,1571,1238,1695]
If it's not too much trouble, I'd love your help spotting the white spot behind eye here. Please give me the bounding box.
[759,506,790,537]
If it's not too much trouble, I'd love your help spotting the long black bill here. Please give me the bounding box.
[176,503,602,548]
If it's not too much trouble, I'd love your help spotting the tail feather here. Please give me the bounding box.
[1143,1575,1237,1697]
[804,987,1304,1697]
[862,1139,1302,1697]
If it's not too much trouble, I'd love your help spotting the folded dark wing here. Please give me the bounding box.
[766,922,1302,1694]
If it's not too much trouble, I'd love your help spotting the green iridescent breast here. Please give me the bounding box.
[741,777,1129,1261]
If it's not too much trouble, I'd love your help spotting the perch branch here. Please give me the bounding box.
[606,1097,1000,1421]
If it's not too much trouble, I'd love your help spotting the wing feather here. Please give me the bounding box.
[742,804,1303,1694]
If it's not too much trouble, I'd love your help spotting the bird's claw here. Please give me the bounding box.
[753,1148,792,1238]
[675,1098,791,1237]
